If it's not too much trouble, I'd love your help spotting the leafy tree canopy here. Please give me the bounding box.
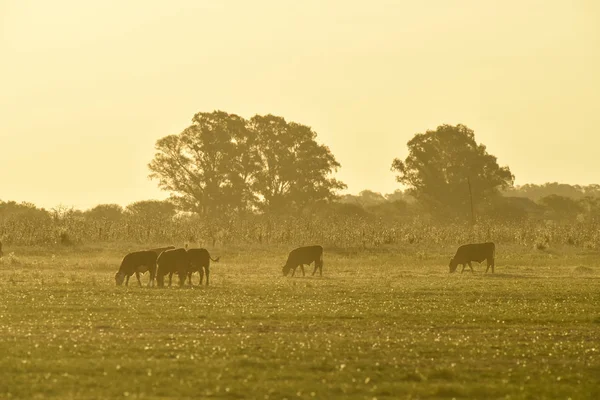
[391,124,514,219]
[149,111,345,215]
[250,114,346,212]
[149,110,258,215]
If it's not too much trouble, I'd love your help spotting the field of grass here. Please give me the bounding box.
[0,243,599,399]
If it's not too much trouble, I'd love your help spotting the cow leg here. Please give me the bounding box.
[300,264,305,276]
[468,262,474,273]
[159,274,166,288]
[168,272,173,287]
[177,271,187,287]
[313,260,323,276]
[291,266,296,277]
[460,264,466,273]
[125,275,130,286]
[149,269,155,287]
[205,265,210,286]
[135,272,143,287]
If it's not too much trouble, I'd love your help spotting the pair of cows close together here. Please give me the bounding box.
[114,246,220,287]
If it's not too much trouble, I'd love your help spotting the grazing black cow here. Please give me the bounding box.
[156,248,189,287]
[449,242,496,273]
[282,245,324,277]
[115,250,158,287]
[186,248,220,286]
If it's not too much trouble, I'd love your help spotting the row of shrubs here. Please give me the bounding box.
[1,200,599,250]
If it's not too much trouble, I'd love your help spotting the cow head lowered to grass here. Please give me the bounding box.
[114,246,174,287]
[114,250,159,287]
[114,271,126,286]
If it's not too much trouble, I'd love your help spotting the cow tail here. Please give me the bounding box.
[210,255,221,262]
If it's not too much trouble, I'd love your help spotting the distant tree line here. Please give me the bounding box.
[0,200,178,245]
[337,186,600,223]
[2,197,600,250]
[504,183,600,201]
[2,114,600,247]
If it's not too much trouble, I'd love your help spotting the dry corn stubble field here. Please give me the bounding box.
[0,243,599,400]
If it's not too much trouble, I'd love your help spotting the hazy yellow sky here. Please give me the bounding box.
[1,0,599,210]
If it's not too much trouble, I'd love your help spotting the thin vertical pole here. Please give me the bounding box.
[467,176,475,226]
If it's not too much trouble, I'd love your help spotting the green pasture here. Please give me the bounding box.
[0,243,598,399]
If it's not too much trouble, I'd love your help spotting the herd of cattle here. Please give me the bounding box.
[0,239,496,285]
[113,241,496,287]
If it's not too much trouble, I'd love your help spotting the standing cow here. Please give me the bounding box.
[156,248,189,287]
[449,242,496,273]
[282,245,324,277]
[186,248,220,286]
[115,250,159,287]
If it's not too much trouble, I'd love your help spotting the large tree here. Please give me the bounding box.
[148,111,260,215]
[149,111,345,215]
[391,124,514,219]
[249,114,346,212]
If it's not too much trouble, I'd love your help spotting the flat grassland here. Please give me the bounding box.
[0,244,598,399]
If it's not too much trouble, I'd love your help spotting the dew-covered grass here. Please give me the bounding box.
[0,243,599,399]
